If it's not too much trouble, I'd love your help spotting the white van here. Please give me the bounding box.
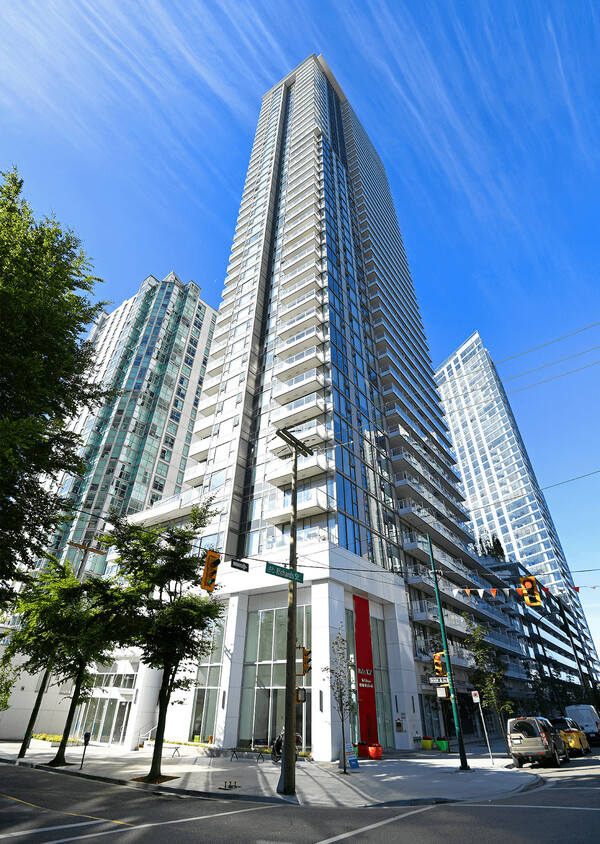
[565,705,600,744]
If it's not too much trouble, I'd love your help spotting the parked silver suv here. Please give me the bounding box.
[508,716,570,767]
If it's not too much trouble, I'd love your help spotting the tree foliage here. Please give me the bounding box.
[1,559,132,765]
[322,624,356,774]
[103,502,223,781]
[0,168,107,603]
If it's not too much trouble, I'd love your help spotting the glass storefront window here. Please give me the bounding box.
[187,617,226,743]
[238,606,311,751]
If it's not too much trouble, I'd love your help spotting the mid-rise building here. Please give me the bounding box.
[127,56,539,758]
[435,331,600,688]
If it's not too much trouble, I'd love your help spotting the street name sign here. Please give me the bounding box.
[265,562,304,583]
[428,676,449,685]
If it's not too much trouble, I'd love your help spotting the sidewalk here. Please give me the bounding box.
[0,739,542,807]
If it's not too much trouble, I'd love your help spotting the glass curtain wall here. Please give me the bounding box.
[188,620,226,742]
[238,606,312,750]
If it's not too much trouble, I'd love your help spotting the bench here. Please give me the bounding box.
[230,748,265,762]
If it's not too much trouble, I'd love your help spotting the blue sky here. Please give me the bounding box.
[2,1,599,649]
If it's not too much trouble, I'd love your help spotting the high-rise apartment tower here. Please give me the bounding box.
[436,331,599,683]
[51,272,217,577]
[137,56,526,759]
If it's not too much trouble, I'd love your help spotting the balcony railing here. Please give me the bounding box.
[272,392,327,428]
[263,488,334,524]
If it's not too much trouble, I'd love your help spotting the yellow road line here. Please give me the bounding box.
[0,793,134,826]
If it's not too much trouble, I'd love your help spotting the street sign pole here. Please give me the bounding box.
[472,691,493,765]
[275,428,313,796]
[427,534,469,770]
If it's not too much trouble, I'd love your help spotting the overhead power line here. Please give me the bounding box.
[437,320,600,389]
[496,320,600,364]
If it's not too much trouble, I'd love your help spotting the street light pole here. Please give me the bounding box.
[274,428,313,796]
[427,534,469,770]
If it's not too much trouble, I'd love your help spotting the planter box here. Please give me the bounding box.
[421,739,434,750]
[435,740,449,752]
[356,744,383,759]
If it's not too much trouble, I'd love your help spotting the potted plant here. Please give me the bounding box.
[367,742,383,759]
[421,735,434,750]
[435,736,449,752]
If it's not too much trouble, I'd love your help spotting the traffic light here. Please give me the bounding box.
[302,647,311,675]
[433,651,445,676]
[520,575,542,607]
[201,550,220,592]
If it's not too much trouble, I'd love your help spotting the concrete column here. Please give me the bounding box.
[310,579,346,762]
[219,593,248,749]
[125,663,162,750]
[383,591,421,750]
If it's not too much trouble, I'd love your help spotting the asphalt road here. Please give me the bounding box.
[1,754,599,843]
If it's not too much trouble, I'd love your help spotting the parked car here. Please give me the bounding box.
[565,705,600,745]
[507,716,570,767]
[550,717,591,756]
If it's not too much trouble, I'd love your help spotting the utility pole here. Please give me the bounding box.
[274,428,313,796]
[427,534,469,770]
[17,540,107,759]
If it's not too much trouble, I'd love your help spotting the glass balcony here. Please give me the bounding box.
[410,600,469,634]
[273,368,326,404]
[188,435,211,462]
[183,461,207,488]
[278,326,326,359]
[390,448,469,519]
[269,420,333,457]
[277,307,326,341]
[196,392,219,418]
[280,288,325,321]
[274,345,326,380]
[280,272,325,305]
[272,392,326,428]
[267,452,332,487]
[263,488,334,524]
[200,373,222,396]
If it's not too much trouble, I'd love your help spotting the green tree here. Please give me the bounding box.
[322,624,356,774]
[1,560,132,765]
[463,615,514,757]
[103,503,223,782]
[0,168,107,603]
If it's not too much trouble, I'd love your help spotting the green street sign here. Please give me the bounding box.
[265,562,304,583]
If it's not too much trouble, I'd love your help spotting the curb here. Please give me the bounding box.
[0,755,547,809]
[0,757,286,806]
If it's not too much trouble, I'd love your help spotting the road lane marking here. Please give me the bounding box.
[460,803,600,811]
[315,805,436,843]
[0,793,133,826]
[0,821,104,839]
[48,804,278,843]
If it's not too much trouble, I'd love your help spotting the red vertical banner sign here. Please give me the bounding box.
[352,595,379,745]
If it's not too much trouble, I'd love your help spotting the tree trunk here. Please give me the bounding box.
[144,665,173,782]
[18,666,51,759]
[48,661,86,767]
[340,714,347,774]
[495,704,511,758]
